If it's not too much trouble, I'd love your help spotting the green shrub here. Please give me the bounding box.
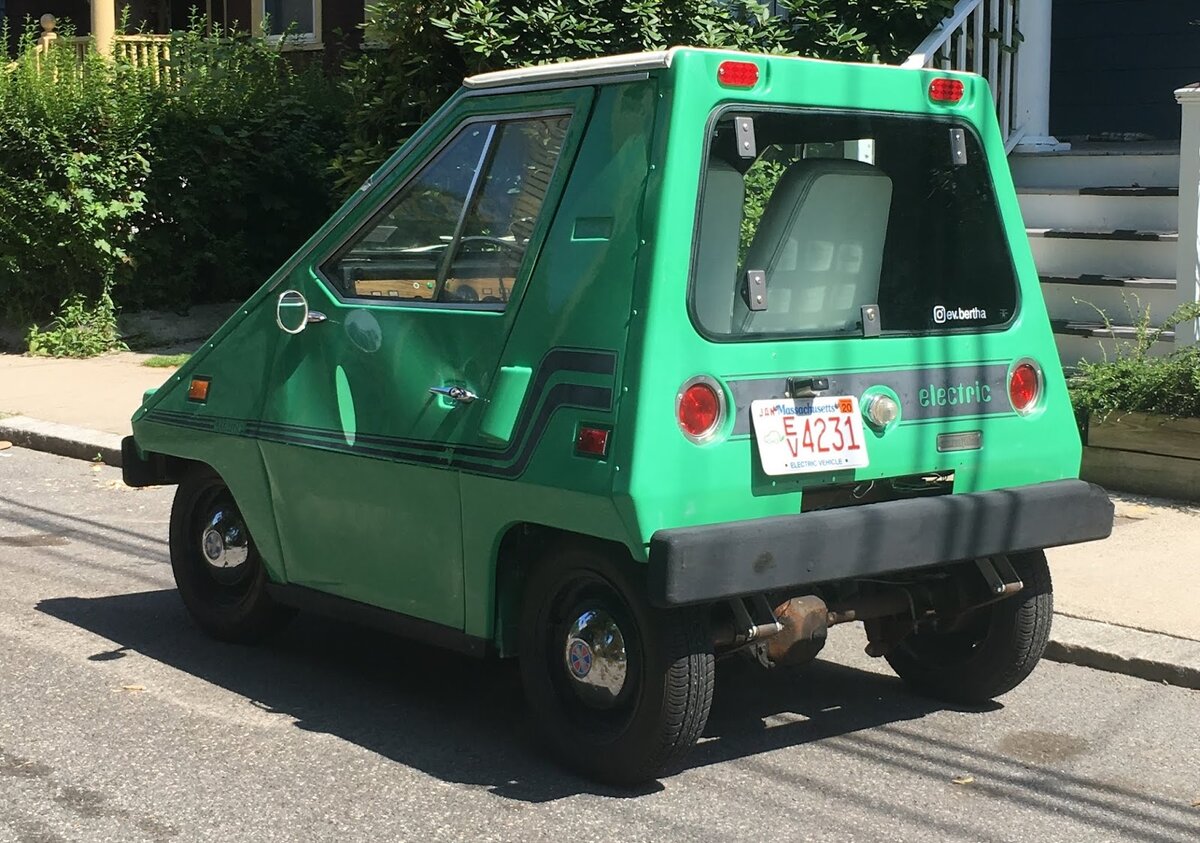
[1069,298,1200,419]
[127,25,348,312]
[782,0,955,63]
[26,286,128,358]
[0,20,347,323]
[0,22,152,324]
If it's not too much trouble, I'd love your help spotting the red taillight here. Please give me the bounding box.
[929,77,965,103]
[677,378,723,442]
[575,425,610,458]
[717,60,759,88]
[1009,362,1042,414]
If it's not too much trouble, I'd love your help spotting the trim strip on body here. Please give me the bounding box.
[146,348,616,479]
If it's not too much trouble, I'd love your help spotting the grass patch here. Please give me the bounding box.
[142,353,191,368]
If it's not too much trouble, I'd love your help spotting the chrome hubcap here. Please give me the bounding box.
[199,506,249,572]
[563,609,627,709]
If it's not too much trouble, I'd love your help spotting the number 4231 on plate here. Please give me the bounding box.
[750,396,871,476]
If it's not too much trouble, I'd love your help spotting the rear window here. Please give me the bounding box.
[690,109,1019,340]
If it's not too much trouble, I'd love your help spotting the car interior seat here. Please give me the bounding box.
[732,158,893,336]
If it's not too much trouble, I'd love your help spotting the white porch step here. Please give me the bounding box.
[1052,320,1174,342]
[1009,144,1180,189]
[1053,327,1175,370]
[1040,273,1175,290]
[1028,233,1178,280]
[1026,227,1178,242]
[1040,278,1178,326]
[1018,188,1179,231]
[1009,142,1185,367]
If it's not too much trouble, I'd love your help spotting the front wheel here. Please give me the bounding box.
[518,543,714,785]
[886,551,1053,704]
[169,467,293,643]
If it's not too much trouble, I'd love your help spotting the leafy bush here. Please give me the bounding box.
[0,20,347,324]
[26,286,128,358]
[783,0,955,63]
[335,0,952,190]
[0,23,152,324]
[128,25,348,311]
[1069,298,1200,419]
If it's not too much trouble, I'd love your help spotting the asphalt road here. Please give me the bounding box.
[1,447,1197,843]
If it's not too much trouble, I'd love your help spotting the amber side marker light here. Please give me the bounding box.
[717,60,760,89]
[187,377,211,403]
[929,77,965,103]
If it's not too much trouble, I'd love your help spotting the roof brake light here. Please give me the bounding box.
[718,61,760,89]
[929,77,965,103]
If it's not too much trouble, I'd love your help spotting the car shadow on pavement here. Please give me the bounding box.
[36,590,1200,840]
[37,588,955,802]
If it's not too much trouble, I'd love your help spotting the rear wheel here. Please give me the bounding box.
[885,551,1053,703]
[518,543,714,785]
[169,467,293,643]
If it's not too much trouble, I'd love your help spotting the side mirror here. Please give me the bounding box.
[276,290,310,335]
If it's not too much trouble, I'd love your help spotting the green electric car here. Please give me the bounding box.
[123,48,1114,784]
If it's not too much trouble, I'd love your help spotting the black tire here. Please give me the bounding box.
[169,467,293,643]
[886,551,1053,704]
[518,542,714,785]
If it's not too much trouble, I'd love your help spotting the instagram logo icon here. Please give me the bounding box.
[933,305,947,324]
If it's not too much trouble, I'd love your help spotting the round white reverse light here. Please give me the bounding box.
[864,394,899,428]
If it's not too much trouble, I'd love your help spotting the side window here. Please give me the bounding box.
[322,114,571,309]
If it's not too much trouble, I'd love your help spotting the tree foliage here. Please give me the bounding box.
[334,0,952,190]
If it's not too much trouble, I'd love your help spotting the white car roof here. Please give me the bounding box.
[463,50,676,89]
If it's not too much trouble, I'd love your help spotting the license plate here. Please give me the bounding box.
[751,396,870,476]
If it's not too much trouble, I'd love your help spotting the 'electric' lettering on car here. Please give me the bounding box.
[918,381,993,408]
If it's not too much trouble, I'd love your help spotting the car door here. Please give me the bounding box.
[257,96,586,628]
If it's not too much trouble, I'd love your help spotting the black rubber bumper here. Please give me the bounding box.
[121,436,184,488]
[648,479,1113,606]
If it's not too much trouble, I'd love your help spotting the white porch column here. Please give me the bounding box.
[1012,0,1068,151]
[91,0,115,55]
[1175,84,1200,347]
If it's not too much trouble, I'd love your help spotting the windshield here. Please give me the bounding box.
[690,109,1019,340]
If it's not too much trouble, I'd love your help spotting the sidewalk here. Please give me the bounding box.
[2,350,1198,691]
[0,352,173,436]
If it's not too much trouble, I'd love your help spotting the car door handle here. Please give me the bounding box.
[306,311,328,324]
[429,385,478,405]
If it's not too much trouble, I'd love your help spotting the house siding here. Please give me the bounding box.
[1051,0,1200,140]
[6,0,91,35]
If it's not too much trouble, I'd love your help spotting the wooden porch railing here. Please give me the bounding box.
[902,0,1022,149]
[59,35,172,77]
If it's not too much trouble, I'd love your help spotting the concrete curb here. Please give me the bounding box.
[0,416,123,467]
[1046,614,1200,691]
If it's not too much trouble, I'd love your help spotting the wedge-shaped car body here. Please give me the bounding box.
[124,48,1114,784]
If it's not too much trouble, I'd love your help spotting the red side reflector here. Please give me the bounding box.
[187,377,211,403]
[929,77,965,103]
[717,60,759,88]
[575,426,610,458]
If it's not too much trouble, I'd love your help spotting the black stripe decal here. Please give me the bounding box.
[146,347,616,478]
